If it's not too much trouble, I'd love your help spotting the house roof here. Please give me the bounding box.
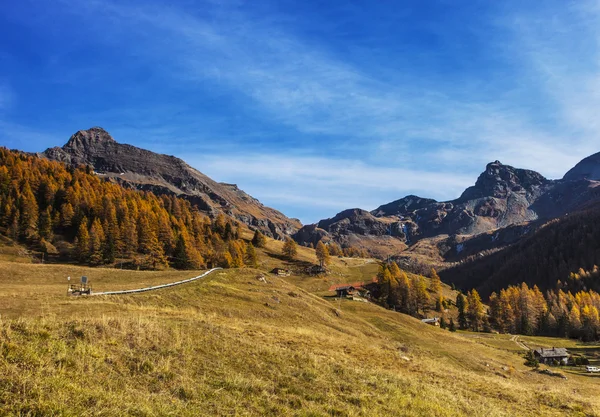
[328,282,366,292]
[328,278,378,292]
[534,348,569,358]
[421,318,439,323]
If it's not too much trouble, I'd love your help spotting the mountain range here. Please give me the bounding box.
[294,157,600,263]
[37,127,600,277]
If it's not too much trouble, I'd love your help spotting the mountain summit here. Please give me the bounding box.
[42,127,301,238]
[295,155,600,260]
[563,151,600,181]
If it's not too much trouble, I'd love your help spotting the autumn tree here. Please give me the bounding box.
[466,290,485,331]
[18,182,39,239]
[88,217,106,265]
[413,275,430,315]
[245,242,258,268]
[228,240,245,268]
[377,264,393,307]
[75,217,90,262]
[251,230,267,248]
[316,241,331,268]
[456,293,468,330]
[429,268,442,296]
[282,237,298,260]
[328,242,343,257]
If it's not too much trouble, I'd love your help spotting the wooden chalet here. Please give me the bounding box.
[328,281,371,298]
[533,347,569,365]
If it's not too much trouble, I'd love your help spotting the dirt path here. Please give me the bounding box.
[510,335,529,350]
[88,268,222,296]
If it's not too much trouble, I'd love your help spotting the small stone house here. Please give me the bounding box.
[533,347,569,365]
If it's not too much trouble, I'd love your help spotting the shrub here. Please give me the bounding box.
[524,351,539,369]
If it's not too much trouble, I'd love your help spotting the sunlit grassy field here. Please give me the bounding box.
[1,257,599,416]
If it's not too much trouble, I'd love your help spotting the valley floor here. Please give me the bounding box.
[0,261,599,416]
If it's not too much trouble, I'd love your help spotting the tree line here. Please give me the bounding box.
[487,275,600,341]
[374,262,450,316]
[0,148,260,270]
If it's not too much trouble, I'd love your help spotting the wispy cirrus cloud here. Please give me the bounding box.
[189,153,475,224]
[3,0,600,222]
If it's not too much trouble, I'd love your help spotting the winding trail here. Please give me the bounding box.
[88,268,223,296]
[510,335,530,350]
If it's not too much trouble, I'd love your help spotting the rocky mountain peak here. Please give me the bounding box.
[563,151,600,181]
[459,161,547,201]
[41,127,301,238]
[371,194,437,217]
[65,127,116,150]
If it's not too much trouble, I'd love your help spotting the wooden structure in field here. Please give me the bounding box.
[68,276,92,296]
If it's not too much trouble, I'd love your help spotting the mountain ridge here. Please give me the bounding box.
[41,127,301,238]
[294,157,600,262]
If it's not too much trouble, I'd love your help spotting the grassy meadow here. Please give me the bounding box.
[0,240,599,415]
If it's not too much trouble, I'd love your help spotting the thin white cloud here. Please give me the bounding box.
[60,1,600,174]
[186,152,475,223]
[5,0,600,221]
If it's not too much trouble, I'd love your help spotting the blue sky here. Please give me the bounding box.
[1,0,600,224]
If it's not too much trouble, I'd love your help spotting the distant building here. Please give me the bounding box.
[533,347,569,365]
[271,268,291,276]
[421,317,440,327]
[328,282,370,298]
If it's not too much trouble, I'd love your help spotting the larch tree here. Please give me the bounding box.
[466,290,485,332]
[315,241,331,268]
[251,230,267,248]
[75,217,90,262]
[88,218,106,265]
[282,237,298,260]
[413,276,430,314]
[456,293,468,330]
[429,268,442,298]
[18,182,39,239]
[245,242,259,268]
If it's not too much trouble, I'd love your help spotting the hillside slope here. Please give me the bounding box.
[1,261,599,416]
[441,201,600,298]
[41,127,300,238]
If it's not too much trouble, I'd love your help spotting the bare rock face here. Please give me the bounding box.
[563,151,600,181]
[296,158,600,260]
[41,127,301,238]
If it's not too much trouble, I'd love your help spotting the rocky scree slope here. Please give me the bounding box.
[41,127,301,238]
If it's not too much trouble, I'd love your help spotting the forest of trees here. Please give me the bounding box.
[441,201,600,297]
[375,260,600,342]
[0,148,259,270]
[375,263,449,316]
[487,273,600,341]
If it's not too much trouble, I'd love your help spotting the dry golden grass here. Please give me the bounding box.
[0,260,599,416]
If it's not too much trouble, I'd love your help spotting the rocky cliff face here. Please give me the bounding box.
[42,127,301,238]
[295,158,600,260]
